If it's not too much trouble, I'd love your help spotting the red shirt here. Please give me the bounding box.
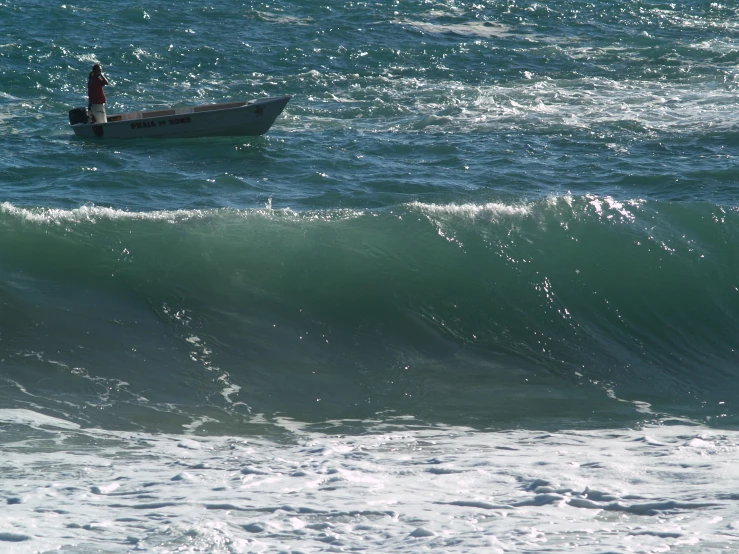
[88,75,106,104]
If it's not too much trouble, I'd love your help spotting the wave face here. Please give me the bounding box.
[2,198,737,431]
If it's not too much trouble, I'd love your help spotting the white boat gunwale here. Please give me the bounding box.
[69,95,291,139]
[106,98,271,123]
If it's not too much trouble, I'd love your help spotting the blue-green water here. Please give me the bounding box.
[2,0,739,432]
[4,2,739,552]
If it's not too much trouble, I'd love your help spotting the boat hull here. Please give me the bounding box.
[70,96,290,139]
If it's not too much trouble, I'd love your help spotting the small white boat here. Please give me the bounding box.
[68,95,291,139]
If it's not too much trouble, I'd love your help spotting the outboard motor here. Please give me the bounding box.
[68,107,89,125]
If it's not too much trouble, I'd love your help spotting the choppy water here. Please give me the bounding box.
[2,0,739,552]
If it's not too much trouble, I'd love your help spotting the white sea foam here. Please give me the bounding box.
[0,202,210,224]
[406,202,531,249]
[254,11,313,26]
[0,199,649,228]
[398,20,511,39]
[0,408,80,429]
[0,203,366,225]
[1,413,738,553]
[585,194,640,221]
[408,200,531,219]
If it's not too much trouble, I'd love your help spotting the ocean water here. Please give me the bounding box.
[2,0,739,551]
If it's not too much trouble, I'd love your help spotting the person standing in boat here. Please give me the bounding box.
[87,63,108,123]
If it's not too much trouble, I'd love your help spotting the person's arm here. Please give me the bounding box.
[99,74,109,86]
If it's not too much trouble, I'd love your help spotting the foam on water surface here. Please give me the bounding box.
[1,413,738,553]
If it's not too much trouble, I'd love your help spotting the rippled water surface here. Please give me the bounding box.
[2,0,739,552]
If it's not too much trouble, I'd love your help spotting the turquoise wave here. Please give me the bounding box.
[1,197,737,430]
